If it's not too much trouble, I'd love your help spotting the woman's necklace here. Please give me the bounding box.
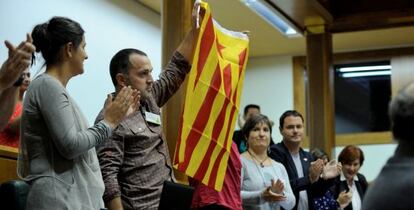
[247,150,268,168]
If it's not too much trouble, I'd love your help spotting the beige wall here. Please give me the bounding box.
[0,0,162,124]
[238,55,294,142]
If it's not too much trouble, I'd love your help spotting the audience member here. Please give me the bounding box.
[0,34,35,130]
[190,142,242,210]
[0,69,30,148]
[310,148,328,164]
[18,16,138,210]
[241,114,295,210]
[233,104,260,153]
[363,82,414,210]
[95,4,202,209]
[269,110,341,210]
[310,148,340,210]
[331,145,367,210]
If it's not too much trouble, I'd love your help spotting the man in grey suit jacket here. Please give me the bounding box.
[363,82,414,210]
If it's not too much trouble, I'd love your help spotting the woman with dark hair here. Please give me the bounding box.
[18,17,138,209]
[240,114,295,210]
[310,148,341,210]
[332,145,368,210]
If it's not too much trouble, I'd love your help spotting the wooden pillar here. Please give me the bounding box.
[161,0,194,183]
[305,25,335,158]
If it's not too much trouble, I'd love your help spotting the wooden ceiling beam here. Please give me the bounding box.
[264,0,333,32]
[330,9,414,33]
[266,0,414,33]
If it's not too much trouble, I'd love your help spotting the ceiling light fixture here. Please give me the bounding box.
[339,65,392,72]
[242,0,302,37]
[341,70,391,78]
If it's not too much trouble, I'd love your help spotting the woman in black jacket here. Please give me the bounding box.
[332,145,368,210]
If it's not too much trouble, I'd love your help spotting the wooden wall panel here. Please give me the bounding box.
[0,145,18,183]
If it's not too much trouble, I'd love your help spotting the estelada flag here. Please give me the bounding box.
[173,1,249,191]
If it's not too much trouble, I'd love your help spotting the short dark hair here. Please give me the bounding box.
[32,16,84,66]
[311,148,328,161]
[109,48,147,86]
[279,110,304,129]
[243,104,260,116]
[242,114,272,138]
[338,145,365,166]
[389,83,414,142]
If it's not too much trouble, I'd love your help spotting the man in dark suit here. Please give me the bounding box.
[363,83,414,210]
[232,104,260,153]
[269,110,340,210]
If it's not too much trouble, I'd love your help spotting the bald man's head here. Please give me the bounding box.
[389,83,414,142]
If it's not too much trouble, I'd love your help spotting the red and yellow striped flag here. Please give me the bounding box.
[173,1,249,191]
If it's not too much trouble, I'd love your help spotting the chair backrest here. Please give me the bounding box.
[0,180,29,210]
[158,181,194,210]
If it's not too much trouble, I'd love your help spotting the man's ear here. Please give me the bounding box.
[116,73,127,87]
[238,114,245,128]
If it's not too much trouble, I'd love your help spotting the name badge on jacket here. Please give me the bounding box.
[145,111,161,125]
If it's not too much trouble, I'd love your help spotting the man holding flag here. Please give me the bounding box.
[95,4,203,210]
[97,0,250,209]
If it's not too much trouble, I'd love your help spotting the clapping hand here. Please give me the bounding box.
[321,160,341,179]
[0,33,35,91]
[262,187,286,202]
[103,86,140,128]
[309,159,324,183]
[270,179,284,194]
[337,190,353,209]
